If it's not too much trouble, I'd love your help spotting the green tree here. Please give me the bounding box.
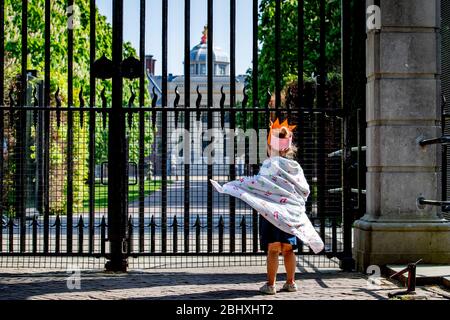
[246,0,341,107]
[3,0,152,214]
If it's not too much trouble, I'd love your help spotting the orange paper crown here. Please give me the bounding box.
[268,118,297,147]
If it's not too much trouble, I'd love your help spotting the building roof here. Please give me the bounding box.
[189,42,230,64]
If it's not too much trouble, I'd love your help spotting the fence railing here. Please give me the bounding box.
[0,0,360,270]
[0,105,344,257]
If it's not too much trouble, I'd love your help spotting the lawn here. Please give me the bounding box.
[82,180,169,210]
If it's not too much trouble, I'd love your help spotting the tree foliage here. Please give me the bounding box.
[246,0,341,107]
[3,0,153,214]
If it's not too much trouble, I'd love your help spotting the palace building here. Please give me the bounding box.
[147,27,247,176]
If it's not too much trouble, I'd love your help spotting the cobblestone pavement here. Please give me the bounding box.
[0,266,449,300]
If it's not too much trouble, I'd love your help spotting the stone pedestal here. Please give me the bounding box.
[354,0,450,272]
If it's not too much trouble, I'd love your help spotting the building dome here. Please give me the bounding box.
[188,26,230,76]
[190,43,230,64]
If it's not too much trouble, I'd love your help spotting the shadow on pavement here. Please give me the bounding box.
[0,270,362,300]
[130,289,264,300]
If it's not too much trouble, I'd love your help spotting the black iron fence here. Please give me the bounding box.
[0,105,345,265]
[0,0,363,270]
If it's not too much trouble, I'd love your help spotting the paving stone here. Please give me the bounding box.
[0,266,449,300]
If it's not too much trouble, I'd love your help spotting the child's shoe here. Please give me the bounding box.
[259,283,276,295]
[281,282,298,292]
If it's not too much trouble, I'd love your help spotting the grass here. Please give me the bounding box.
[82,180,168,210]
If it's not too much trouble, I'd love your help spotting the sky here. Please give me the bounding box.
[96,0,261,76]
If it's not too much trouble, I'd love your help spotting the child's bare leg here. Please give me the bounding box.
[281,243,296,284]
[266,242,281,286]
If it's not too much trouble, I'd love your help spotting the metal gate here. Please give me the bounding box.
[0,0,364,271]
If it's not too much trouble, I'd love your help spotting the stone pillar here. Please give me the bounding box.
[354,0,450,271]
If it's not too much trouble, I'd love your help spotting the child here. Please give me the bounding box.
[210,118,324,295]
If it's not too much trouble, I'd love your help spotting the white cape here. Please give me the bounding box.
[210,156,324,254]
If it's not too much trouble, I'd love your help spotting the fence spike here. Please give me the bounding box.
[8,217,14,252]
[29,214,40,227]
[265,89,272,107]
[242,85,249,130]
[174,86,180,129]
[239,216,246,228]
[193,214,202,228]
[77,215,84,253]
[32,215,38,253]
[128,85,136,108]
[196,85,202,121]
[217,215,225,228]
[149,215,156,253]
[220,86,226,108]
[79,87,85,127]
[151,86,158,129]
[194,215,201,253]
[220,86,225,129]
[128,214,134,227]
[52,214,61,228]
[218,215,225,253]
[265,89,271,124]
[8,88,15,128]
[172,215,178,253]
[55,87,62,106]
[148,214,157,228]
[7,217,16,228]
[151,86,158,108]
[79,87,85,108]
[128,85,136,128]
[128,215,133,254]
[100,215,106,255]
[97,215,107,228]
[332,217,337,254]
[242,85,249,108]
[286,86,292,114]
[101,86,107,129]
[55,87,62,127]
[76,215,85,228]
[8,88,15,107]
[240,216,247,253]
[32,85,39,128]
[55,215,61,253]
[170,215,179,228]
[242,87,248,130]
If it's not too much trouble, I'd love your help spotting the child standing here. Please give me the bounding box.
[210,118,324,295]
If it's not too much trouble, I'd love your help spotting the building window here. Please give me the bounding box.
[200,64,206,75]
[217,64,226,75]
[190,64,195,74]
